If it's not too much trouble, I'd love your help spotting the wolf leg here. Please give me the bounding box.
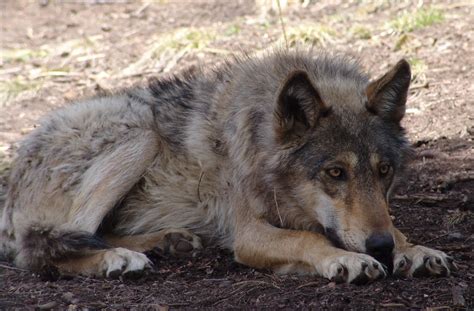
[104,229,202,255]
[233,218,386,284]
[67,130,159,232]
[55,247,151,278]
[392,228,455,277]
[14,130,159,272]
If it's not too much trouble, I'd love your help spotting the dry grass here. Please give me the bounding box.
[284,24,338,47]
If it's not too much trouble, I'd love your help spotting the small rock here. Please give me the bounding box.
[62,291,74,303]
[101,25,112,32]
[327,281,336,288]
[64,89,79,101]
[37,301,57,310]
[448,232,463,240]
[218,280,232,287]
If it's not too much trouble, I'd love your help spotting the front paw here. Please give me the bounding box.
[318,252,387,284]
[393,245,455,278]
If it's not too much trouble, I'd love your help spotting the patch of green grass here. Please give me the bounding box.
[224,24,241,36]
[394,33,410,51]
[285,24,337,47]
[0,77,40,106]
[389,7,444,33]
[350,25,372,40]
[154,27,216,55]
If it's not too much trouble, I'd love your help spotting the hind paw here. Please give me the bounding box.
[163,229,202,255]
[101,248,151,278]
[393,245,456,278]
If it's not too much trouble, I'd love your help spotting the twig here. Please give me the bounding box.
[118,70,155,79]
[232,280,280,289]
[133,3,150,17]
[0,263,28,272]
[33,71,83,79]
[379,303,406,308]
[162,47,188,73]
[0,67,22,75]
[296,281,320,289]
[410,82,429,90]
[76,54,106,62]
[422,233,450,244]
[202,47,233,55]
[276,0,288,49]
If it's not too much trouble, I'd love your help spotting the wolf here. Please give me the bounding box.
[0,49,454,284]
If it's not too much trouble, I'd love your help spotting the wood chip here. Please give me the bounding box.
[451,285,466,307]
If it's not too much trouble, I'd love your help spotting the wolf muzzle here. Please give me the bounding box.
[366,232,394,274]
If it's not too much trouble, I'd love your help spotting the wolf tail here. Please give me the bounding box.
[15,225,110,270]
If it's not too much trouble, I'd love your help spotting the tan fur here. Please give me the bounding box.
[104,228,202,254]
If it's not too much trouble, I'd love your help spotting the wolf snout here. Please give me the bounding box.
[365,232,394,271]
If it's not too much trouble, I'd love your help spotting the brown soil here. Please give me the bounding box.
[0,1,472,309]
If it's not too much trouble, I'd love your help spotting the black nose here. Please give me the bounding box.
[366,232,394,257]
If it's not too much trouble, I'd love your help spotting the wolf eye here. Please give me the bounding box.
[379,163,391,176]
[327,168,345,180]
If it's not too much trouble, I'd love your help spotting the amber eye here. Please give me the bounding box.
[379,163,391,176]
[327,168,345,180]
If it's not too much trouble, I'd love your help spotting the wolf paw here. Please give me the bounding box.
[319,252,386,284]
[164,229,202,255]
[393,245,455,278]
[101,248,151,278]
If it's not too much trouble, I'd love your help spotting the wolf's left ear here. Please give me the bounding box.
[275,70,328,143]
[366,59,411,123]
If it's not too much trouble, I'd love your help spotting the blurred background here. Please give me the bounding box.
[0,1,473,309]
[1,1,472,149]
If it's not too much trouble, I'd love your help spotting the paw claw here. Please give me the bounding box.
[321,253,383,284]
[393,255,412,276]
[331,264,347,284]
[394,245,453,278]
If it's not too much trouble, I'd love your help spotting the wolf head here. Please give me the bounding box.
[266,55,412,270]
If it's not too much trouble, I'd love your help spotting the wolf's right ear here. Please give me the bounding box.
[274,70,328,143]
[366,59,411,123]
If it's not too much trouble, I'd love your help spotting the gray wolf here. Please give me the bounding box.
[0,49,455,283]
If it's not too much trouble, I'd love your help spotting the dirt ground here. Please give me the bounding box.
[0,0,473,309]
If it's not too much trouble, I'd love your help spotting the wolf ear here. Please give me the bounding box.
[275,70,328,143]
[366,59,411,123]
